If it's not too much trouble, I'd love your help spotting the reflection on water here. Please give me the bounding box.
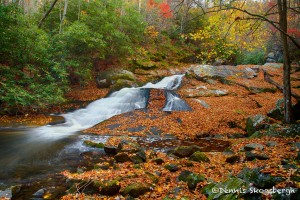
[0,128,85,187]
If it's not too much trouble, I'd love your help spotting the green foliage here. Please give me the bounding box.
[0,4,67,113]
[235,50,266,65]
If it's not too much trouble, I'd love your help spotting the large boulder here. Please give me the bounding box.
[186,65,257,80]
[96,70,136,89]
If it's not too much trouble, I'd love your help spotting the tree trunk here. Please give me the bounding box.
[277,0,293,123]
[59,0,68,34]
[38,0,59,28]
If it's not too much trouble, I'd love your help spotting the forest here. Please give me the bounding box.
[0,0,300,200]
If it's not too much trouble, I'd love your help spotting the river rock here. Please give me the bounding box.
[186,173,205,190]
[243,143,264,151]
[121,183,150,198]
[245,114,269,136]
[238,168,283,189]
[193,99,210,108]
[99,180,121,196]
[114,152,131,163]
[165,164,180,172]
[225,155,240,164]
[178,170,193,182]
[189,151,210,163]
[172,145,202,158]
[152,158,164,165]
[183,88,228,98]
[145,172,159,184]
[245,151,269,161]
[32,189,45,198]
[96,70,136,89]
[187,65,257,80]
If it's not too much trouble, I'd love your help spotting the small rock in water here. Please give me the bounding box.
[32,188,45,198]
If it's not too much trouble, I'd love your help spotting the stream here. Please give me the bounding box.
[0,75,230,199]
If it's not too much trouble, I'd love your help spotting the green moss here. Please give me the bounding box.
[83,140,105,148]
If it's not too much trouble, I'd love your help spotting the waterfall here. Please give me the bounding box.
[32,74,190,139]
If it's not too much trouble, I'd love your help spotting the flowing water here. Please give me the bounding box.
[0,74,230,198]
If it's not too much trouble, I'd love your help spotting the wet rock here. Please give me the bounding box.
[110,79,136,92]
[83,140,105,148]
[48,115,66,125]
[189,151,210,163]
[99,180,121,196]
[121,183,150,198]
[32,189,45,198]
[245,151,269,161]
[246,114,269,136]
[11,185,21,197]
[152,158,165,165]
[172,145,201,158]
[238,168,283,189]
[165,164,180,172]
[104,146,118,154]
[114,152,131,163]
[225,155,240,164]
[243,143,264,151]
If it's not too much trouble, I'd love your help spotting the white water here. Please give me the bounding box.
[32,75,185,140]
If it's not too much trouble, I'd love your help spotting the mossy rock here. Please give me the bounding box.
[114,152,131,163]
[237,168,283,189]
[173,145,202,158]
[152,158,165,165]
[186,173,205,190]
[165,164,179,172]
[178,170,193,182]
[189,151,210,163]
[110,79,136,92]
[83,140,105,148]
[130,155,144,164]
[245,114,269,136]
[99,180,121,196]
[202,177,247,199]
[145,172,159,184]
[225,155,240,164]
[121,183,150,198]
